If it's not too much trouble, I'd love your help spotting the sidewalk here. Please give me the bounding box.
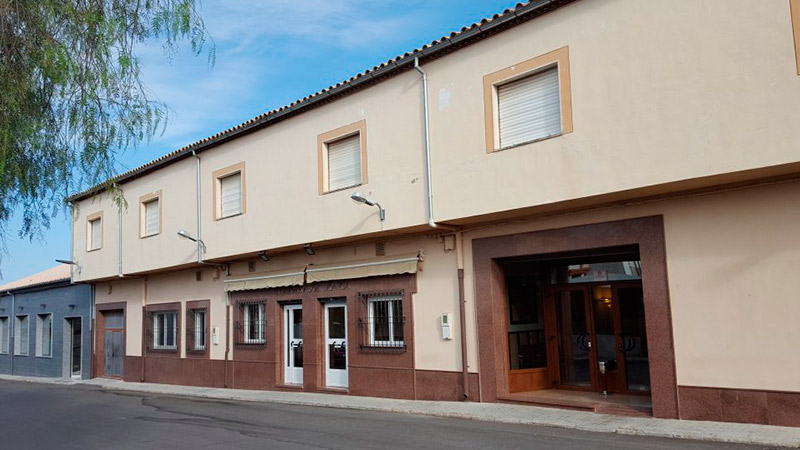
[2,374,798,448]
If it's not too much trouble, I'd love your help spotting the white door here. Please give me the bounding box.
[284,305,303,385]
[324,302,348,388]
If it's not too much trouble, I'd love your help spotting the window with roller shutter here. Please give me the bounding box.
[141,197,160,237]
[87,213,102,251]
[220,172,242,218]
[497,65,561,149]
[327,134,362,192]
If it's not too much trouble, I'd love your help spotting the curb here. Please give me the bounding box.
[2,375,798,448]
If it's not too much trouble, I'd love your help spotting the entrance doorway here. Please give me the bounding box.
[504,253,650,399]
[64,317,82,378]
[283,304,303,385]
[324,301,348,389]
[101,310,124,378]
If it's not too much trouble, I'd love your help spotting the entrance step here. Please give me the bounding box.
[498,391,653,417]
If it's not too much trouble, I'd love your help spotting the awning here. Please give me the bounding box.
[305,252,421,284]
[223,267,306,292]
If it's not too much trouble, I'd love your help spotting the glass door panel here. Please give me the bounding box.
[325,301,348,388]
[554,289,592,388]
[617,286,650,392]
[284,305,303,385]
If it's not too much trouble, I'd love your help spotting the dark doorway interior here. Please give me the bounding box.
[503,248,651,399]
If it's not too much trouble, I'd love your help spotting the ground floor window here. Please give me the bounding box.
[188,309,207,352]
[0,316,8,354]
[36,313,52,357]
[14,315,29,356]
[238,302,266,346]
[360,292,405,349]
[152,311,178,350]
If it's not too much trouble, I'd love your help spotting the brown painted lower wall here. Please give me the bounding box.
[678,386,800,427]
[120,356,477,402]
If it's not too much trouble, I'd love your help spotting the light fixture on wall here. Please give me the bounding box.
[39,304,46,309]
[258,251,270,262]
[303,244,315,255]
[351,192,385,222]
[177,229,207,254]
[55,259,78,265]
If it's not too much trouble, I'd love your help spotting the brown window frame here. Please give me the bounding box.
[234,300,267,349]
[212,162,247,220]
[186,300,210,357]
[483,46,573,153]
[145,302,181,355]
[317,120,368,195]
[139,190,162,238]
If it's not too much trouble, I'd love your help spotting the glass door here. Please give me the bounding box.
[615,285,650,393]
[553,287,594,389]
[283,305,303,385]
[324,301,348,388]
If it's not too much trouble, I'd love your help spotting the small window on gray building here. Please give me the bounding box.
[14,315,29,356]
[0,317,9,354]
[36,313,53,357]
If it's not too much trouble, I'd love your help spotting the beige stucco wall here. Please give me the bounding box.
[460,180,800,393]
[74,1,800,282]
[95,278,144,357]
[427,0,800,221]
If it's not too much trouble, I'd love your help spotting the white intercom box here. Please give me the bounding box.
[212,327,220,345]
[440,313,452,340]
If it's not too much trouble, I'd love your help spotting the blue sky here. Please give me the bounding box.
[2,0,520,282]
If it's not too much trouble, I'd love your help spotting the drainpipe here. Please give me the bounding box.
[68,202,75,283]
[224,291,230,388]
[416,57,469,398]
[455,232,470,400]
[118,189,123,277]
[89,284,94,379]
[414,57,436,228]
[193,151,202,264]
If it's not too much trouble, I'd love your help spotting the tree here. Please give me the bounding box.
[0,0,213,245]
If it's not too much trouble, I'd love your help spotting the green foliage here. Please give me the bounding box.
[0,0,213,243]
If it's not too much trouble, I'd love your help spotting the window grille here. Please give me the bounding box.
[186,309,207,353]
[358,291,406,351]
[235,302,266,347]
[149,311,178,351]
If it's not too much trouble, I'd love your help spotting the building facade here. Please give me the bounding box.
[0,266,92,379]
[68,0,800,426]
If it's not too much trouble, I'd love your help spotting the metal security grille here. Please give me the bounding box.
[358,291,406,351]
[327,134,361,191]
[497,65,561,149]
[186,309,207,352]
[220,172,242,218]
[235,302,266,348]
[147,311,178,351]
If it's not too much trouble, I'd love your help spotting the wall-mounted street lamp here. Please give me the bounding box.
[303,244,315,256]
[258,251,270,262]
[177,229,207,254]
[351,192,385,222]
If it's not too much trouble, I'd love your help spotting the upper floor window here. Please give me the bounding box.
[14,315,29,356]
[36,313,52,358]
[318,120,367,194]
[213,162,246,220]
[87,212,103,251]
[140,191,162,238]
[0,316,9,354]
[484,46,572,153]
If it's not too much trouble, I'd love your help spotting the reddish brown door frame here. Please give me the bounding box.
[472,216,678,419]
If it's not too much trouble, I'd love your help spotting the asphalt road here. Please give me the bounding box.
[0,380,768,450]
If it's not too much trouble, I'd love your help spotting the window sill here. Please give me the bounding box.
[359,344,407,353]
[148,348,179,354]
[35,355,53,359]
[492,132,563,153]
[216,212,244,221]
[140,233,160,239]
[235,342,266,349]
[322,183,362,196]
[86,247,102,253]
[186,349,207,354]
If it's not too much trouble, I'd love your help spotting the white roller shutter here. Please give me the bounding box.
[327,134,362,191]
[220,172,242,218]
[497,65,561,149]
[144,199,159,236]
[90,219,102,250]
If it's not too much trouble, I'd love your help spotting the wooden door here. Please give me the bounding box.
[102,310,124,378]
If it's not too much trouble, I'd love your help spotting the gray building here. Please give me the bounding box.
[0,266,92,379]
